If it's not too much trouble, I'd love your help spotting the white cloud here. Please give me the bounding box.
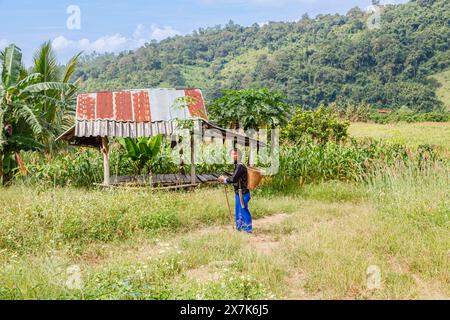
[0,38,10,50]
[149,24,181,41]
[51,24,181,62]
[52,34,133,54]
[132,23,182,42]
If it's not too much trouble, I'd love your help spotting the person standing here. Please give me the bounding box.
[218,149,252,233]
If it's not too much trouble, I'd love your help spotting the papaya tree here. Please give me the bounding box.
[208,88,290,130]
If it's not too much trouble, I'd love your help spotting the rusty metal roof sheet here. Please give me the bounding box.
[56,87,268,148]
[74,88,208,138]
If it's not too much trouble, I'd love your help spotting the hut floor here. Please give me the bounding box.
[109,173,232,187]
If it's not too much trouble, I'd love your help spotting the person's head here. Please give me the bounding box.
[230,148,242,162]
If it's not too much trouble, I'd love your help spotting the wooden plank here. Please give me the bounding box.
[154,183,199,191]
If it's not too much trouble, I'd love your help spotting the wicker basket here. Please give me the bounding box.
[247,166,264,190]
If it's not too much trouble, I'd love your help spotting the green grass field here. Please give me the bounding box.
[0,122,449,300]
[0,162,448,299]
[349,122,450,150]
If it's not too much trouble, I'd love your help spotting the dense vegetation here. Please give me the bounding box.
[12,109,449,189]
[1,149,448,299]
[369,107,450,123]
[0,43,80,183]
[76,0,450,111]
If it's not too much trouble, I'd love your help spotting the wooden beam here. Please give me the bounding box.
[190,132,196,184]
[101,136,110,186]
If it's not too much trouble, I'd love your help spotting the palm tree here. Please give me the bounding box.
[0,44,75,184]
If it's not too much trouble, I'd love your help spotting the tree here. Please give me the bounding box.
[75,0,448,111]
[31,41,81,153]
[208,88,290,130]
[0,44,74,184]
[282,107,349,145]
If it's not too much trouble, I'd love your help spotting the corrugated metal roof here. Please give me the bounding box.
[74,88,208,138]
[75,120,179,138]
[56,87,268,148]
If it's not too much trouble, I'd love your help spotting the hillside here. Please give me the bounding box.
[430,69,450,110]
[76,0,450,111]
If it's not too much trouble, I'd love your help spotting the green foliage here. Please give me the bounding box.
[77,0,449,111]
[118,135,163,174]
[260,137,448,194]
[17,149,104,188]
[11,139,230,188]
[208,88,289,129]
[330,102,372,122]
[370,107,450,124]
[30,41,81,152]
[0,43,80,183]
[430,68,450,110]
[282,107,349,144]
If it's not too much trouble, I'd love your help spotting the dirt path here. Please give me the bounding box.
[182,213,290,282]
[119,213,291,266]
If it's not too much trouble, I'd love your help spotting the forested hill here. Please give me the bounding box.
[75,0,450,111]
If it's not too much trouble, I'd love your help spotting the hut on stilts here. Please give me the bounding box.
[57,88,267,188]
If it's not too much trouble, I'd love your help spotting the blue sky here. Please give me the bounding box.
[0,0,408,65]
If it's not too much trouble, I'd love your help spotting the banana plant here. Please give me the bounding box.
[31,41,82,153]
[0,43,74,184]
[118,135,162,175]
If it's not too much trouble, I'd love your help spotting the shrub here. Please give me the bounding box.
[370,107,450,124]
[12,139,181,188]
[329,102,372,122]
[282,106,349,145]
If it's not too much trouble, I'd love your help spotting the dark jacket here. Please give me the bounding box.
[225,162,249,194]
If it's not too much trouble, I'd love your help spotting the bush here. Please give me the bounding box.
[370,107,450,124]
[329,102,372,122]
[13,140,181,188]
[282,106,349,144]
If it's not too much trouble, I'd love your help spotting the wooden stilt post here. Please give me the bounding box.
[190,131,196,184]
[101,136,110,186]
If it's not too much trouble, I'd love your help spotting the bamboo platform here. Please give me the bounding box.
[105,173,232,188]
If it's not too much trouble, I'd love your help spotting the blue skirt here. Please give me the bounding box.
[235,192,252,233]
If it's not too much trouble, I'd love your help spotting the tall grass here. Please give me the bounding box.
[260,137,446,195]
[0,160,448,299]
[0,186,298,256]
[366,161,450,290]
